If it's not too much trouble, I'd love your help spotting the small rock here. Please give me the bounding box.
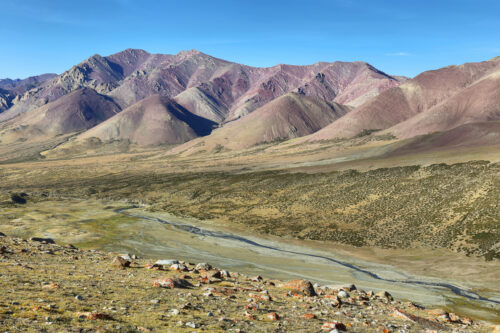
[375,290,393,300]
[75,295,83,301]
[337,290,349,298]
[180,303,192,310]
[195,262,212,271]
[266,312,279,321]
[150,299,160,304]
[303,313,316,319]
[462,317,473,325]
[153,277,193,289]
[321,321,346,331]
[185,322,197,328]
[280,279,317,296]
[0,231,5,237]
[119,254,132,261]
[155,259,179,266]
[207,311,214,317]
[42,283,60,290]
[170,309,180,316]
[30,237,55,244]
[448,312,460,322]
[170,263,188,271]
[111,256,131,268]
[74,311,112,320]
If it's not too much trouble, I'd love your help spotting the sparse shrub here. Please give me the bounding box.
[10,193,27,204]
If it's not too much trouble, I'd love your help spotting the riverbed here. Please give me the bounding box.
[0,199,498,323]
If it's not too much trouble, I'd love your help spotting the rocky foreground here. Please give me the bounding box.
[0,233,495,332]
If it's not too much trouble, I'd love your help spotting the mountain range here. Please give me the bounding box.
[1,49,499,160]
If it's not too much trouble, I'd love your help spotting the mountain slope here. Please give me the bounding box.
[225,61,402,121]
[0,49,402,129]
[173,93,350,153]
[0,73,57,112]
[0,73,57,96]
[0,89,10,111]
[385,70,500,139]
[386,121,500,156]
[308,58,500,141]
[0,88,120,144]
[74,95,216,146]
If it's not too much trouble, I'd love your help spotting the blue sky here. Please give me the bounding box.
[1,0,499,79]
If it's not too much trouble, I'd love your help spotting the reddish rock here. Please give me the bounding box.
[199,277,210,284]
[169,263,187,271]
[42,282,60,290]
[303,313,316,319]
[462,317,473,325]
[74,312,112,320]
[153,277,192,289]
[392,309,416,322]
[201,270,221,279]
[279,279,317,296]
[244,311,256,320]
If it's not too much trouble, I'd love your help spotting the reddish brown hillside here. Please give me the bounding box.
[309,59,500,141]
[0,88,120,143]
[173,93,350,153]
[77,95,216,146]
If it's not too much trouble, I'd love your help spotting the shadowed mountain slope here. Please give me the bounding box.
[75,95,217,146]
[386,121,500,156]
[173,93,351,153]
[0,88,120,143]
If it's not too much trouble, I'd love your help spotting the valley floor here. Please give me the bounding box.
[0,146,499,329]
[0,233,496,332]
[0,198,499,327]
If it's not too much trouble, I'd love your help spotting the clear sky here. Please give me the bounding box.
[1,0,499,79]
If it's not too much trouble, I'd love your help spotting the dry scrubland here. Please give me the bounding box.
[1,159,498,260]
[0,235,492,332]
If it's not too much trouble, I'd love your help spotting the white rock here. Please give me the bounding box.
[195,263,212,270]
[185,322,197,328]
[119,254,132,261]
[155,259,179,266]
